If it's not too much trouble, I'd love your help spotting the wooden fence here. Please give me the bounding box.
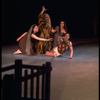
[1,59,52,100]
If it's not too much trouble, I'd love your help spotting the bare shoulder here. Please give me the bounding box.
[69,41,73,46]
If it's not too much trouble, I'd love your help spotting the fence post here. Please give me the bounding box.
[31,68,34,98]
[24,70,28,98]
[45,62,52,100]
[2,74,14,100]
[14,59,22,100]
[41,64,45,99]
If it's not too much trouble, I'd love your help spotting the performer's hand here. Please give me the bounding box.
[16,38,20,42]
[51,28,56,33]
[42,6,47,12]
[49,38,53,41]
[67,57,72,59]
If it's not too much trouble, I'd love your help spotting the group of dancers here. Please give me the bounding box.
[13,6,73,59]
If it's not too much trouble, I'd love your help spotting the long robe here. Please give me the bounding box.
[35,12,52,54]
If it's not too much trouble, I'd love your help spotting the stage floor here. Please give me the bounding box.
[1,38,99,100]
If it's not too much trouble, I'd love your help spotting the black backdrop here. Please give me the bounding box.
[1,0,99,45]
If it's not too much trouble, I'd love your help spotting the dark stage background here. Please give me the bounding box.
[1,0,99,45]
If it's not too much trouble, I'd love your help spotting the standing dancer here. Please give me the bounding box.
[36,6,56,54]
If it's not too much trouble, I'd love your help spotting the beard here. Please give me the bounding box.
[45,20,51,28]
[45,19,49,24]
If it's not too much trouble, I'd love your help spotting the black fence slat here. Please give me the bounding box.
[20,65,43,69]
[1,65,15,72]
[24,70,28,98]
[36,69,40,99]
[15,59,22,100]
[41,64,46,99]
[2,74,15,100]
[31,69,34,98]
[45,62,52,100]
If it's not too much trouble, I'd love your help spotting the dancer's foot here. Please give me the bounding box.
[13,49,22,54]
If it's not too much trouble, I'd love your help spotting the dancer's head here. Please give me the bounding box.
[59,20,67,32]
[64,33,70,40]
[32,24,39,33]
[43,13,51,28]
[44,13,50,21]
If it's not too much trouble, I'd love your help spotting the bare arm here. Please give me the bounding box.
[68,42,73,59]
[16,32,27,42]
[41,6,47,14]
[31,34,52,41]
[38,6,47,19]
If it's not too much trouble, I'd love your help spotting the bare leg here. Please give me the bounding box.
[52,47,61,57]
[13,49,22,54]
[45,51,55,57]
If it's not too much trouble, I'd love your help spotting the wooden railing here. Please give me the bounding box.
[1,59,52,100]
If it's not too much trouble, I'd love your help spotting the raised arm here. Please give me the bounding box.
[16,32,27,42]
[41,6,47,14]
[38,6,47,28]
[31,34,52,41]
[68,41,73,59]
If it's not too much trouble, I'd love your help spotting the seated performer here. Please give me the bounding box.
[13,24,53,55]
[45,20,68,57]
[46,33,73,59]
[45,20,73,59]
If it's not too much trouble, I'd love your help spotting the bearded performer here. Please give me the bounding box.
[36,6,56,54]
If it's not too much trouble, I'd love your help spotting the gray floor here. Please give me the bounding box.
[1,38,99,100]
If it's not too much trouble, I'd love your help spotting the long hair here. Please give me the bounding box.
[25,24,37,55]
[43,13,51,28]
[59,20,67,33]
